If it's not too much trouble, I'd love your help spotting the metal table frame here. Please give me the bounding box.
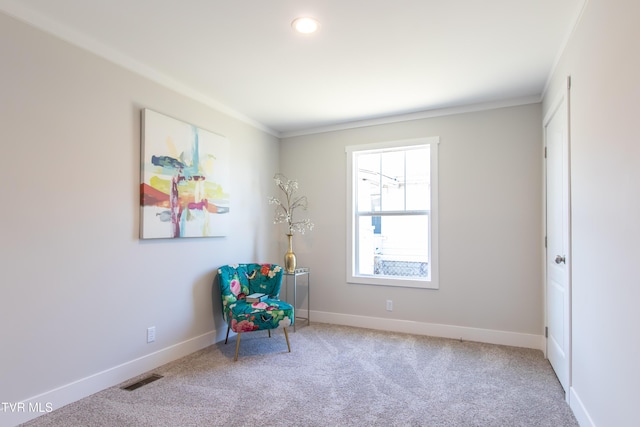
[283,267,310,332]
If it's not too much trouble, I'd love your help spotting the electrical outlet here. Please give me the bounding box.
[147,326,156,343]
[386,300,393,311]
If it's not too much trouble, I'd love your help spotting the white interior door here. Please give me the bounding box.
[544,81,571,395]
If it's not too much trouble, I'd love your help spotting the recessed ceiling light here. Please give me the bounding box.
[291,17,320,34]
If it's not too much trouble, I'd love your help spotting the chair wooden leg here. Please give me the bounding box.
[268,329,271,338]
[283,327,291,353]
[234,332,241,361]
[225,325,230,344]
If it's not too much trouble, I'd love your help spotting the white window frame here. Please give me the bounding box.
[346,137,439,289]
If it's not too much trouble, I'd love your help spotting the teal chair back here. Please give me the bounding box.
[218,263,284,323]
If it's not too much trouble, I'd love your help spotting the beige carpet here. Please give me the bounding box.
[22,323,578,426]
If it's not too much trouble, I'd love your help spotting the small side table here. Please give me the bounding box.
[283,267,310,332]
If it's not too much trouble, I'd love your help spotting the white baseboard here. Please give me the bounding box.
[570,387,596,427]
[3,313,544,427]
[2,331,219,427]
[308,310,546,351]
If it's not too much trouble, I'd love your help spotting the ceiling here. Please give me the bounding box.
[1,0,584,137]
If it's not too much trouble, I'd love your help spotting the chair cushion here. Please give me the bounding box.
[228,298,294,332]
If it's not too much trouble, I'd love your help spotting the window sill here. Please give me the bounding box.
[347,274,438,289]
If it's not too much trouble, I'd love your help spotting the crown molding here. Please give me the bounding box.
[280,95,542,139]
[0,2,279,137]
[541,0,588,100]
[1,1,552,141]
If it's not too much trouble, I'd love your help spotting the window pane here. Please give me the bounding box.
[356,152,380,213]
[405,148,430,210]
[380,150,405,211]
[357,214,429,278]
[357,215,376,275]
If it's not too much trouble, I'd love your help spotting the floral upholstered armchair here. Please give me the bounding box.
[217,263,294,361]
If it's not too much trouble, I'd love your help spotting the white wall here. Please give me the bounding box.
[280,104,544,347]
[542,0,640,426]
[0,13,279,426]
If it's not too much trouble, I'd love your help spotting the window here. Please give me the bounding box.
[346,137,439,289]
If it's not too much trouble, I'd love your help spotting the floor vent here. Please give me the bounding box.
[121,374,163,391]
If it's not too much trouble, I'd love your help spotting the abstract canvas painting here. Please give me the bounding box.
[140,109,230,239]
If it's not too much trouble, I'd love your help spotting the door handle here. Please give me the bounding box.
[555,255,566,264]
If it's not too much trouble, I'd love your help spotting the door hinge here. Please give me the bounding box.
[545,236,547,248]
[545,326,548,338]
[544,147,547,158]
[567,75,572,90]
